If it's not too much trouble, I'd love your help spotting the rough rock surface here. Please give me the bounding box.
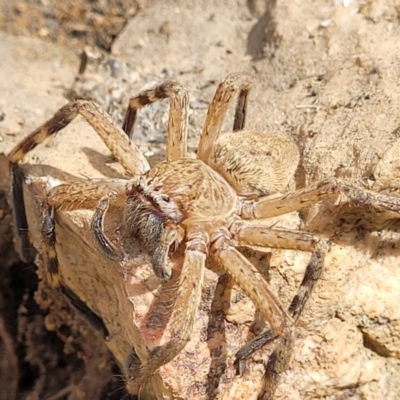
[1,0,400,399]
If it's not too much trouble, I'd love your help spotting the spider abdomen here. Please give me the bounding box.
[209,129,300,198]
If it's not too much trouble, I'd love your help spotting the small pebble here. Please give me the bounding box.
[144,150,154,158]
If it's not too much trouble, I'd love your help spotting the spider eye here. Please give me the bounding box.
[160,195,170,203]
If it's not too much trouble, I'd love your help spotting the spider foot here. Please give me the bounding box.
[259,329,295,400]
[151,223,183,281]
[124,347,142,379]
[61,285,109,338]
[91,193,125,262]
[40,200,61,286]
[234,329,279,376]
[234,328,295,399]
[124,347,150,395]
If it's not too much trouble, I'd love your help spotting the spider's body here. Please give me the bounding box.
[8,72,400,399]
[125,128,300,287]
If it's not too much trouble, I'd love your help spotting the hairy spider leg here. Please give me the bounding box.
[239,178,400,220]
[233,179,400,399]
[122,81,189,161]
[8,100,147,283]
[198,72,253,162]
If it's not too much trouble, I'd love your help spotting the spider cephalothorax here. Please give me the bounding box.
[9,72,400,399]
[135,158,236,220]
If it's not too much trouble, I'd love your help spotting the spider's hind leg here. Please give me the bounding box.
[198,72,253,162]
[228,220,330,399]
[252,239,326,400]
[122,81,189,161]
[233,235,328,365]
[239,179,400,221]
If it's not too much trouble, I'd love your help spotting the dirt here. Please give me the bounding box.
[1,0,400,399]
[0,0,140,51]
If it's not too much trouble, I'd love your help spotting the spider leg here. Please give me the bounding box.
[50,179,127,265]
[211,236,298,399]
[198,72,253,162]
[151,222,184,281]
[90,191,124,261]
[211,227,291,335]
[53,180,126,281]
[122,82,189,161]
[230,221,319,252]
[234,237,326,369]
[47,178,127,211]
[14,174,62,286]
[8,100,150,177]
[41,194,58,281]
[231,222,327,322]
[29,177,126,284]
[9,163,35,263]
[125,229,207,392]
[239,178,400,220]
[228,221,329,398]
[7,100,139,278]
[9,163,60,284]
[260,328,296,400]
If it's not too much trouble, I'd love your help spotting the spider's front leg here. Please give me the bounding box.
[8,101,150,176]
[90,190,126,262]
[7,96,154,287]
[124,226,208,393]
[10,162,64,284]
[8,99,150,282]
[27,173,126,285]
